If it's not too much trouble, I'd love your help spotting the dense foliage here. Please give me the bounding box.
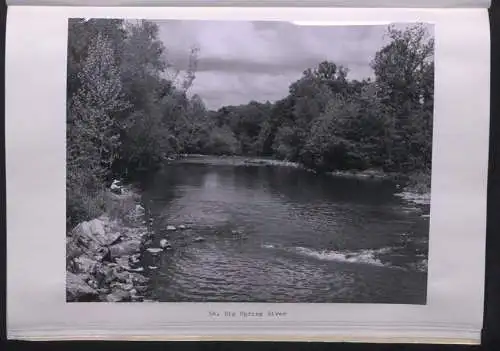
[67,20,434,227]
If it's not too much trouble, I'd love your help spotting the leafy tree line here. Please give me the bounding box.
[67,20,433,228]
[207,24,434,175]
[67,19,206,227]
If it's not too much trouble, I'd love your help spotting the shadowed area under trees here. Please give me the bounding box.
[67,19,434,229]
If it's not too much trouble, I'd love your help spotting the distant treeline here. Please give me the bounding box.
[67,19,434,228]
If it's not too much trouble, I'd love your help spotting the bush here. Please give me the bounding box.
[67,168,106,230]
[405,171,431,194]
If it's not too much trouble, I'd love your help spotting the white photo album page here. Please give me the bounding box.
[5,2,490,343]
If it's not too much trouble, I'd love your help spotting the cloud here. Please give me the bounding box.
[154,20,432,110]
[189,71,295,109]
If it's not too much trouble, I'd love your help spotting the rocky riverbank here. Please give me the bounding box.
[66,185,152,302]
[395,172,432,206]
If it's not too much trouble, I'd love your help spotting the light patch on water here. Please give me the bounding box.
[292,246,387,267]
[410,258,428,273]
[395,191,431,205]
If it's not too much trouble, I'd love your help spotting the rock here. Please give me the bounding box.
[130,273,148,285]
[109,240,141,259]
[193,236,205,243]
[110,180,123,195]
[103,265,140,285]
[148,266,158,270]
[70,219,121,256]
[129,288,138,295]
[160,239,172,249]
[66,237,83,261]
[135,285,149,293]
[106,288,131,302]
[111,187,123,195]
[74,256,99,274]
[166,225,176,231]
[115,256,131,268]
[179,225,186,230]
[102,266,119,284]
[127,267,144,273]
[121,283,134,291]
[66,272,98,301]
[146,248,163,254]
[88,219,106,237]
[107,233,123,246]
[87,279,99,289]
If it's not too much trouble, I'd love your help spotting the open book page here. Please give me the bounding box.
[6,4,489,343]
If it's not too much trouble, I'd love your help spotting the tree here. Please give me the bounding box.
[68,32,129,176]
[67,32,129,226]
[371,23,434,172]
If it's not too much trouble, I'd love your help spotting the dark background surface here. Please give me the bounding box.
[1,0,499,349]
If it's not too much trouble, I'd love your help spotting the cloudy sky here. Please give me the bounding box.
[154,21,430,110]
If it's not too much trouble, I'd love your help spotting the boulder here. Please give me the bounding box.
[87,279,99,289]
[193,236,205,243]
[70,219,121,256]
[127,267,144,273]
[119,283,134,291]
[160,239,171,249]
[178,225,186,230]
[110,180,123,195]
[113,271,133,284]
[107,233,123,246]
[102,265,129,284]
[66,272,98,301]
[73,256,99,274]
[105,288,131,302]
[146,248,163,254]
[109,240,141,259]
[135,285,149,293]
[166,225,176,231]
[130,273,148,285]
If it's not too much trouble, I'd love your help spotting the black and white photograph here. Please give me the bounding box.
[65,19,434,304]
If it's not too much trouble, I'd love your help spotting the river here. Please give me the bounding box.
[138,156,429,304]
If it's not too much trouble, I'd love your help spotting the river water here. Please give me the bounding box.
[139,156,429,304]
